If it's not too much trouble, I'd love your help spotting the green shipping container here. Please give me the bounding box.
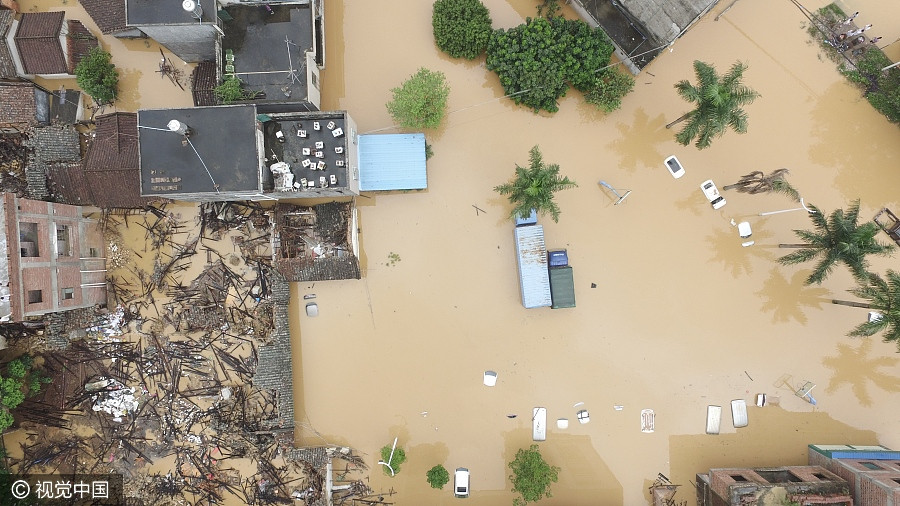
[549,266,575,309]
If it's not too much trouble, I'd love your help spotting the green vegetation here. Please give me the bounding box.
[833,270,900,351]
[214,76,258,105]
[508,444,559,505]
[386,68,451,129]
[387,252,401,266]
[426,464,450,489]
[666,60,759,150]
[425,142,434,160]
[379,444,407,476]
[722,168,790,194]
[807,4,900,124]
[584,67,636,113]
[494,145,576,223]
[778,200,895,285]
[432,0,493,59]
[485,16,616,113]
[0,354,51,433]
[75,47,119,105]
[840,49,900,124]
[536,0,562,18]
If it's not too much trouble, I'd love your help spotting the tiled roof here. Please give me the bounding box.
[85,112,137,171]
[14,12,67,75]
[47,162,93,205]
[0,81,38,127]
[65,20,98,75]
[0,10,17,79]
[190,60,217,107]
[25,124,81,165]
[79,0,128,34]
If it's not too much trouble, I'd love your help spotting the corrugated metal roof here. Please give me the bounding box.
[514,225,551,309]
[358,133,427,191]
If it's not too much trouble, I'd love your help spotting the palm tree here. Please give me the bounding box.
[723,168,790,193]
[494,145,577,223]
[778,200,895,285]
[665,60,760,150]
[832,270,900,351]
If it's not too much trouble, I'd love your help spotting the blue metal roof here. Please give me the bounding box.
[358,134,427,191]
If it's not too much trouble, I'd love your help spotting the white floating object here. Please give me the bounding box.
[641,409,655,433]
[576,409,590,424]
[483,371,497,387]
[556,418,568,429]
[613,405,624,411]
[305,302,318,317]
[573,402,584,408]
[706,405,721,435]
[533,407,547,441]
[731,399,748,428]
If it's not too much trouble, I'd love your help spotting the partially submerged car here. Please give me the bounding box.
[700,179,726,209]
[664,155,685,179]
[454,468,470,498]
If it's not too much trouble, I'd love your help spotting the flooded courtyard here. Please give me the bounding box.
[292,0,900,504]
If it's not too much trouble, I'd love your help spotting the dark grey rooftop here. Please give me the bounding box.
[126,0,216,26]
[263,112,349,192]
[138,105,261,196]
[223,5,313,107]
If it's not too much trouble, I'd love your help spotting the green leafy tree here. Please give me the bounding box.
[665,60,759,149]
[486,16,614,113]
[75,47,119,105]
[386,68,451,129]
[214,76,259,105]
[832,270,900,351]
[494,145,576,223]
[508,444,559,505]
[426,464,450,489]
[536,0,562,18]
[0,354,48,433]
[379,445,407,476]
[584,68,635,113]
[778,200,895,285]
[432,0,493,59]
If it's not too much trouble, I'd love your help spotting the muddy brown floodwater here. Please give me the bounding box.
[294,0,900,504]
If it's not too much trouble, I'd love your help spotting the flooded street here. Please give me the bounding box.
[296,0,900,504]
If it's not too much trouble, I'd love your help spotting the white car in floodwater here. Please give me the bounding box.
[700,179,726,209]
[664,155,685,179]
[454,468,470,498]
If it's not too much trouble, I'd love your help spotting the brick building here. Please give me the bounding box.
[809,444,900,506]
[0,192,106,322]
[696,466,852,505]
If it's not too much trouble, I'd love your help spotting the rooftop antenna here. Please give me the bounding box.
[598,180,632,205]
[182,0,202,20]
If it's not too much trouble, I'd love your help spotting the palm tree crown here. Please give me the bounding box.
[666,60,760,150]
[723,168,790,193]
[778,200,895,285]
[494,145,577,223]
[834,270,900,351]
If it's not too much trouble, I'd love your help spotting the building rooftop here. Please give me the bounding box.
[222,4,314,110]
[126,0,216,26]
[262,112,350,193]
[65,20,99,75]
[0,10,17,79]
[0,81,40,127]
[15,12,67,75]
[190,61,218,107]
[358,134,427,191]
[80,0,128,34]
[138,105,262,196]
